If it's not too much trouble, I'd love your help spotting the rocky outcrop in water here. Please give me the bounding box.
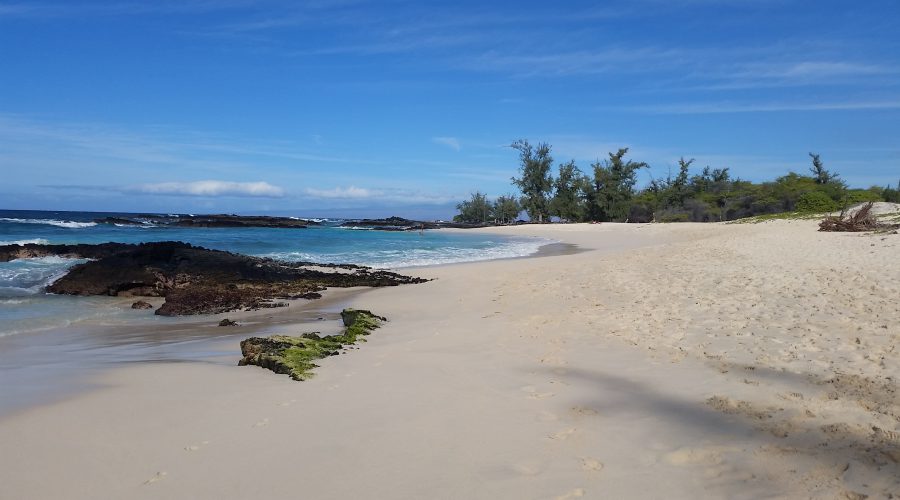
[93,214,319,229]
[0,242,136,262]
[1,241,427,316]
[339,216,479,231]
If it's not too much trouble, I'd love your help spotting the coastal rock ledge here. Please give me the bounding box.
[0,241,428,316]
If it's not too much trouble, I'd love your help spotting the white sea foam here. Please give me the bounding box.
[263,237,553,269]
[0,238,50,245]
[0,256,86,296]
[0,218,96,228]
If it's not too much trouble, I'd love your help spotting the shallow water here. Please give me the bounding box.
[0,209,550,339]
[0,209,553,416]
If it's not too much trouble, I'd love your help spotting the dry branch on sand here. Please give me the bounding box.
[819,202,899,232]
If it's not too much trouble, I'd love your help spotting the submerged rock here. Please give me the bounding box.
[239,308,384,380]
[2,241,428,316]
[131,300,154,310]
[218,318,238,327]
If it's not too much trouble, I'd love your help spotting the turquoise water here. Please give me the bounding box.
[0,209,549,337]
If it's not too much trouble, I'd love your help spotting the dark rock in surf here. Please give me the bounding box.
[3,241,428,316]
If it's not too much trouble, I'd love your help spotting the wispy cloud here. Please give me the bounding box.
[127,180,285,197]
[0,0,261,19]
[432,136,461,151]
[303,185,458,205]
[304,186,374,199]
[466,47,682,77]
[0,114,364,179]
[628,99,900,114]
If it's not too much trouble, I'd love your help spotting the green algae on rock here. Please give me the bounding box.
[238,309,385,380]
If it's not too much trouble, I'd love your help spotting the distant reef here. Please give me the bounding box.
[339,216,481,231]
[0,241,428,316]
[93,214,318,229]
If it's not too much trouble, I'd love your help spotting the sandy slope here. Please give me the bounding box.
[0,221,897,499]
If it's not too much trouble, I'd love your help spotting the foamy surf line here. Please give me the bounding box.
[0,238,50,246]
[262,237,556,269]
[0,218,97,228]
[0,256,87,296]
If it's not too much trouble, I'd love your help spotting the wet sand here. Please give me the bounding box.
[0,287,364,417]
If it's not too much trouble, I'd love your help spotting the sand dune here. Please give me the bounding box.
[0,220,896,499]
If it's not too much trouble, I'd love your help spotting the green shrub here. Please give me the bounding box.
[843,188,884,205]
[656,211,690,222]
[796,191,838,213]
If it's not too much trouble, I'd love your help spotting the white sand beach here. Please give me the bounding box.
[1,220,897,499]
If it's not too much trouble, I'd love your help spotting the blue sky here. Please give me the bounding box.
[1,0,898,218]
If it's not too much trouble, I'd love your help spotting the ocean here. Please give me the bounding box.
[0,209,552,415]
[0,209,549,338]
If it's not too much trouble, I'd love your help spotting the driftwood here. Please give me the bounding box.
[818,202,896,232]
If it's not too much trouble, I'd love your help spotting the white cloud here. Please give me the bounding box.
[304,186,376,199]
[130,180,285,197]
[432,136,461,151]
[303,185,459,205]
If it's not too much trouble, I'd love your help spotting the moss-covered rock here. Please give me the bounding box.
[238,309,384,380]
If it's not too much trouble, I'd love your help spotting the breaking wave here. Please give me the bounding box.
[0,218,96,229]
[263,237,551,269]
[0,238,50,246]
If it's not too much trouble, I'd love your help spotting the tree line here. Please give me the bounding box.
[453,140,900,224]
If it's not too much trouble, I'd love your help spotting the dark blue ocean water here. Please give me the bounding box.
[0,209,548,337]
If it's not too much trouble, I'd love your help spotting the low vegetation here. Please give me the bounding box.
[238,309,385,380]
[455,141,900,225]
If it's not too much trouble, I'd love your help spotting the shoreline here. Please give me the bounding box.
[1,220,897,498]
[0,234,566,418]
[0,286,368,419]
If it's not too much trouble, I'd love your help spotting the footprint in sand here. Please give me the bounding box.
[253,418,270,428]
[665,446,732,466]
[581,457,604,472]
[184,440,210,452]
[521,385,555,400]
[554,488,585,500]
[540,355,568,367]
[548,428,577,441]
[570,406,599,418]
[143,472,167,485]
